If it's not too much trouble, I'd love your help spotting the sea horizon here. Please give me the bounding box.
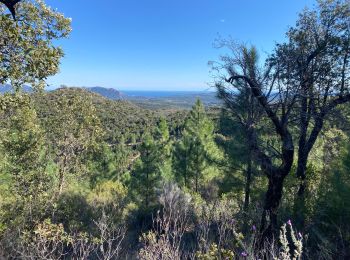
[120,89,216,98]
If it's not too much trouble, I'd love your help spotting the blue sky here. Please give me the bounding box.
[46,0,317,91]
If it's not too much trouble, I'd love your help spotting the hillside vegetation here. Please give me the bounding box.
[0,0,350,259]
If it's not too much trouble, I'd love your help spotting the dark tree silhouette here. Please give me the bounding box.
[0,0,21,19]
[214,0,350,243]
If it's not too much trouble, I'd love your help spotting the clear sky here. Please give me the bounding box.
[46,0,317,91]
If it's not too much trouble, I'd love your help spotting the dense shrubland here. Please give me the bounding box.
[0,0,350,259]
[1,87,349,259]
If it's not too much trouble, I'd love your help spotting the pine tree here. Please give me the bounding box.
[88,143,117,187]
[130,133,161,209]
[173,99,221,193]
[89,136,133,187]
[156,117,170,143]
[155,117,172,179]
[173,131,194,188]
[217,78,262,211]
[113,135,133,178]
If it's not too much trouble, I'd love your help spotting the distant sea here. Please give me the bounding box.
[121,90,215,98]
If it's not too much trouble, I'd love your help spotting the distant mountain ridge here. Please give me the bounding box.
[0,84,33,93]
[82,86,123,100]
[0,84,123,100]
[0,85,220,109]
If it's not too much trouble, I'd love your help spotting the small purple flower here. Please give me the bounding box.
[298,232,302,239]
[287,219,292,226]
[252,225,256,231]
[241,251,248,257]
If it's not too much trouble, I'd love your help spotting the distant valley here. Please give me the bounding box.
[0,84,220,109]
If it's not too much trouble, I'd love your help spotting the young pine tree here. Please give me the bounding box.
[130,133,161,209]
[173,99,221,193]
[155,117,172,179]
[88,134,133,188]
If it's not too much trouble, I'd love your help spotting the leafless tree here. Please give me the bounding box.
[94,211,126,260]
[71,232,97,260]
[195,198,238,256]
[139,183,192,260]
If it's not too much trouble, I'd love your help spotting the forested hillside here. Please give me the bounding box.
[32,88,160,143]
[0,0,350,259]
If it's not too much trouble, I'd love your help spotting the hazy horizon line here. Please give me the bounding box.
[47,85,215,92]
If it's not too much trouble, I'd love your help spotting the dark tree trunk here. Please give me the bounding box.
[226,75,295,244]
[146,170,149,208]
[296,112,325,193]
[259,173,285,243]
[296,150,308,195]
[294,153,308,227]
[296,85,309,196]
[244,150,253,211]
[295,114,325,227]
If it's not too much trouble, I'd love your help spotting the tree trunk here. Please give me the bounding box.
[295,115,325,227]
[296,113,325,196]
[244,150,252,211]
[259,173,285,243]
[58,169,65,197]
[296,154,307,196]
[146,169,149,208]
[57,153,68,198]
[184,153,188,188]
[294,155,308,228]
[296,79,309,198]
